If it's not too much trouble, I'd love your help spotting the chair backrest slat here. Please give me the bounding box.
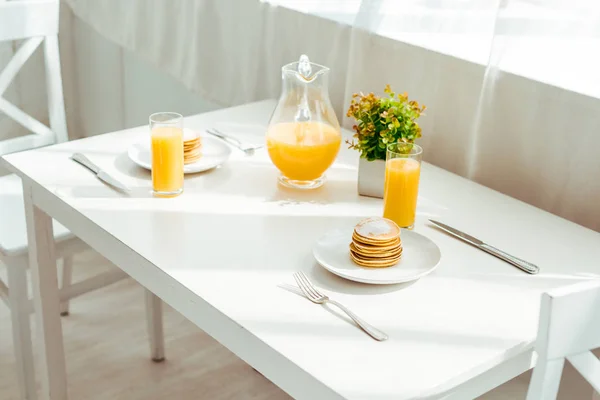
[0,0,59,42]
[0,36,43,96]
[0,0,68,156]
[0,97,55,138]
[527,280,600,400]
[566,351,600,394]
[42,35,68,144]
[538,280,600,360]
[0,133,55,155]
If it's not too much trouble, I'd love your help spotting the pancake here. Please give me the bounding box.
[184,137,201,145]
[350,249,401,263]
[349,217,402,268]
[350,250,401,268]
[183,135,202,164]
[351,232,400,248]
[349,242,402,259]
[184,142,201,150]
[184,150,202,164]
[184,156,202,165]
[183,132,202,164]
[351,237,401,252]
[353,217,400,242]
[184,158,202,165]
[184,148,202,157]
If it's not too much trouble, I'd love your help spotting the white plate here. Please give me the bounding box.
[127,135,232,174]
[313,227,441,285]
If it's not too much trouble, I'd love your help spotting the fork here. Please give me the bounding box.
[293,272,389,341]
[206,128,263,155]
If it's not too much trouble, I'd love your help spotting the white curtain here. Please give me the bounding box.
[345,0,600,231]
[5,0,599,230]
[472,0,600,231]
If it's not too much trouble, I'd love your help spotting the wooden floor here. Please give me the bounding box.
[0,251,590,399]
[0,250,289,400]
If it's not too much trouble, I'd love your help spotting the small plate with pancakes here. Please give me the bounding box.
[128,128,232,174]
[313,217,441,285]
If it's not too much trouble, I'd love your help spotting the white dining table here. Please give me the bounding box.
[3,100,600,400]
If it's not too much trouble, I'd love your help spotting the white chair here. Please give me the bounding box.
[0,1,165,399]
[526,279,600,399]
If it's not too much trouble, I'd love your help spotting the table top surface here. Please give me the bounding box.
[4,100,600,399]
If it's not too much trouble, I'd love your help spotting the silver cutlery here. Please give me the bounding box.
[293,271,389,341]
[71,153,131,193]
[429,219,540,275]
[206,128,263,155]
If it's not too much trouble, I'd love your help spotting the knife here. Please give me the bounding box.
[429,219,539,275]
[71,153,131,193]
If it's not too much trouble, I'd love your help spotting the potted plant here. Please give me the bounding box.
[346,85,426,198]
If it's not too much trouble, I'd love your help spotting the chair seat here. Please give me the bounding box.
[0,173,73,257]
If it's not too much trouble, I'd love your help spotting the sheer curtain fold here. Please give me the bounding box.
[347,0,600,230]
[473,0,600,230]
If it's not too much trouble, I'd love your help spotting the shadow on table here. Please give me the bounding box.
[306,262,416,296]
[112,149,377,206]
[447,270,600,288]
[240,309,526,351]
[114,152,149,180]
[54,185,153,199]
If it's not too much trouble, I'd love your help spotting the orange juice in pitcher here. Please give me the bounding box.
[267,121,340,183]
[266,55,341,189]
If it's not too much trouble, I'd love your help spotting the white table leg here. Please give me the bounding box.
[145,289,165,362]
[59,256,73,316]
[7,263,37,400]
[23,183,68,400]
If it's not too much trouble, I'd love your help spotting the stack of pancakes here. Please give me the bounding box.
[184,131,202,164]
[350,217,402,268]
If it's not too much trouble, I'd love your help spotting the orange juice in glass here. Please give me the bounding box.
[267,121,341,188]
[150,112,184,197]
[383,143,423,229]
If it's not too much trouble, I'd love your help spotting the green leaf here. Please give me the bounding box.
[346,85,425,158]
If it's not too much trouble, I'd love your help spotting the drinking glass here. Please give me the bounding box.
[149,112,184,197]
[382,143,423,229]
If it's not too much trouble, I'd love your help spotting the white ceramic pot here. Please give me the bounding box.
[357,158,385,198]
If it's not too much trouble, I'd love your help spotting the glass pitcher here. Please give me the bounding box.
[266,55,341,189]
